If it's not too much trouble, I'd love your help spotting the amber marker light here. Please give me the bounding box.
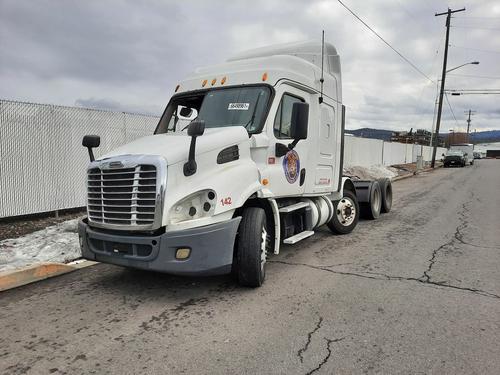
[221,76,227,85]
[262,178,269,186]
[176,248,191,260]
[211,78,217,86]
[202,79,208,87]
[262,72,268,81]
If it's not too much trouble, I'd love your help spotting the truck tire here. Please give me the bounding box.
[379,178,392,213]
[327,190,359,234]
[361,180,382,220]
[236,207,267,287]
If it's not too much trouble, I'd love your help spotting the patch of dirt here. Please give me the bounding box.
[0,208,86,241]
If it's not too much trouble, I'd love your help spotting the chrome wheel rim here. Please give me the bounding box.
[260,227,267,271]
[336,197,356,226]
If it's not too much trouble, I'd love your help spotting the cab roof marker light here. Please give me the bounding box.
[211,78,217,86]
[221,76,227,85]
[175,84,180,92]
[262,72,268,81]
[202,79,208,87]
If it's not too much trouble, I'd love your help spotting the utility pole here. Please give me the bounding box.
[431,7,465,168]
[465,109,476,142]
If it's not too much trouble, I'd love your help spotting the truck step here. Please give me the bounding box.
[283,230,314,245]
[279,202,309,213]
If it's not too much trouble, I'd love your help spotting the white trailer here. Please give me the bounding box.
[79,41,392,287]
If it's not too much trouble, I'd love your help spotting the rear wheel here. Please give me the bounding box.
[361,180,382,220]
[327,190,359,234]
[379,178,393,213]
[236,207,267,287]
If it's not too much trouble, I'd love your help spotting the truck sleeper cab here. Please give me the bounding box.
[79,41,392,287]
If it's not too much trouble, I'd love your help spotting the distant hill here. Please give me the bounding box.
[467,130,500,143]
[346,128,500,143]
[345,128,393,141]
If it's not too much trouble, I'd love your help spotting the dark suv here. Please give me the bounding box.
[443,150,466,167]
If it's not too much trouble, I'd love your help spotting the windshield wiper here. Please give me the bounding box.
[181,118,198,132]
[244,94,261,130]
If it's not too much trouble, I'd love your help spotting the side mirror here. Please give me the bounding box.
[82,135,100,162]
[187,120,205,137]
[442,153,445,157]
[464,153,468,156]
[290,102,309,141]
[184,120,205,176]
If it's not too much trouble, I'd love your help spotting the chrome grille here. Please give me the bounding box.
[87,164,158,227]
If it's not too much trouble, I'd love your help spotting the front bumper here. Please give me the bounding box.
[78,217,241,276]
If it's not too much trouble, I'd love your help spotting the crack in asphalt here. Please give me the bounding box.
[418,190,499,284]
[298,316,323,363]
[305,337,345,375]
[420,241,452,283]
[269,260,500,300]
[420,199,471,283]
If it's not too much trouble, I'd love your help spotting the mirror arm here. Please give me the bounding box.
[184,136,198,176]
[288,139,300,150]
[87,148,95,162]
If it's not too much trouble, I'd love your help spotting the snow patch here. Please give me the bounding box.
[0,219,82,272]
[343,165,398,180]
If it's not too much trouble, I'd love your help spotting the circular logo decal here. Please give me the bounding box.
[283,150,300,184]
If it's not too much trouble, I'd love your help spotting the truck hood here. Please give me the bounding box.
[99,127,249,165]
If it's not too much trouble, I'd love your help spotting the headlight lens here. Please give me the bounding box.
[169,190,217,224]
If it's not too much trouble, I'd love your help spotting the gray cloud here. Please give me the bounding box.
[1,0,499,132]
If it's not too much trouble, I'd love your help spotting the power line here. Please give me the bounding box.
[450,92,500,95]
[454,16,500,19]
[449,44,500,54]
[444,93,459,127]
[336,0,435,83]
[448,73,500,80]
[446,88,500,91]
[451,25,500,31]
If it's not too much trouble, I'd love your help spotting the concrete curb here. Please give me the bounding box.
[392,173,414,182]
[392,164,443,182]
[0,260,97,292]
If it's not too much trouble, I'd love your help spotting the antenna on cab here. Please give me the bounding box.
[319,30,325,104]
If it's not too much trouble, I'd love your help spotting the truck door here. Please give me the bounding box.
[266,84,312,196]
[313,102,336,192]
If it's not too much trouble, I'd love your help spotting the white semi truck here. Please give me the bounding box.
[79,41,392,287]
[449,143,474,165]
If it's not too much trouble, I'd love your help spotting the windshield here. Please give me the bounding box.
[155,86,272,134]
[446,150,463,156]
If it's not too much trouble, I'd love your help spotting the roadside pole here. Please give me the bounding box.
[431,7,465,168]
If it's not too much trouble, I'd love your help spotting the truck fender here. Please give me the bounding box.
[340,177,357,198]
[350,180,374,204]
[327,177,356,202]
[268,198,281,255]
[232,181,263,209]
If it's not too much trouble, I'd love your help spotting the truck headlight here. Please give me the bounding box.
[169,190,217,224]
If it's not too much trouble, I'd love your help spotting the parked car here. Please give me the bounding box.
[473,151,481,159]
[443,150,466,167]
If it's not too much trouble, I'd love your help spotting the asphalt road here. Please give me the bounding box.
[1,160,499,375]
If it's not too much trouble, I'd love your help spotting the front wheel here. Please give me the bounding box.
[236,207,268,287]
[327,190,359,234]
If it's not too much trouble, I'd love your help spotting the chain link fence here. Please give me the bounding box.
[0,100,159,218]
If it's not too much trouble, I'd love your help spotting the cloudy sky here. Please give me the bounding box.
[1,0,499,132]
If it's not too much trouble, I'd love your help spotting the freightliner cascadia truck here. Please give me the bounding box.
[79,41,392,287]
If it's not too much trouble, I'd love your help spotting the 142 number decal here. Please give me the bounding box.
[220,197,232,206]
